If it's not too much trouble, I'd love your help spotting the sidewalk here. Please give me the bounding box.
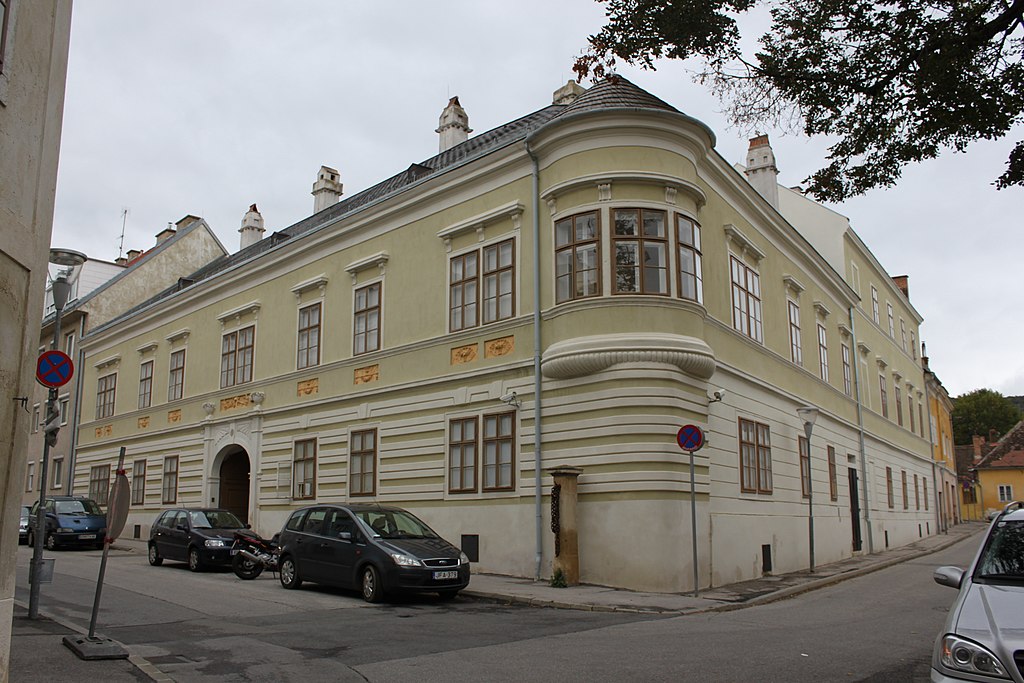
[10,522,983,681]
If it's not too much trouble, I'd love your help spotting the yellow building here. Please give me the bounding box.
[975,420,1024,516]
[923,355,958,527]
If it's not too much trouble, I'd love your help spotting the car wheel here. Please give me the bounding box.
[279,555,302,589]
[148,543,163,566]
[437,590,460,601]
[361,565,383,603]
[187,546,203,572]
[44,532,58,551]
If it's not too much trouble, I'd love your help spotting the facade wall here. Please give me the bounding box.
[978,468,1024,515]
[72,84,938,592]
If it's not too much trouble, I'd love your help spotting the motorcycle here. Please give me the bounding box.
[230,530,280,580]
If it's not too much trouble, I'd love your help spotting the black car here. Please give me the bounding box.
[276,504,470,602]
[148,508,247,572]
[27,496,106,550]
[19,506,30,544]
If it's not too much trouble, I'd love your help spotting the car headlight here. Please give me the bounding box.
[204,539,227,548]
[939,635,1008,678]
[390,552,422,567]
[460,551,470,565]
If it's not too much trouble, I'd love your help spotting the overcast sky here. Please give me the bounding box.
[50,2,1023,399]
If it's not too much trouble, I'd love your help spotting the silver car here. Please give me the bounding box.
[932,502,1024,682]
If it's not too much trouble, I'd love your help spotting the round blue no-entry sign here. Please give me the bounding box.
[676,424,705,452]
[36,350,74,388]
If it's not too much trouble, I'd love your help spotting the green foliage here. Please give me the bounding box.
[951,388,1022,445]
[575,0,1024,202]
[550,568,568,588]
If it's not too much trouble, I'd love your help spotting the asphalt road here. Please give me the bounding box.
[15,535,976,682]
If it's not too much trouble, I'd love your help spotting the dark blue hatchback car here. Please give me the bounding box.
[27,496,106,550]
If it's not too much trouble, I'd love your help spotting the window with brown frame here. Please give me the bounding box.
[841,344,853,396]
[448,417,477,493]
[886,467,894,508]
[555,211,600,303]
[220,325,255,388]
[483,412,515,491]
[788,300,802,365]
[131,460,146,505]
[914,473,920,509]
[353,283,381,355]
[799,436,810,498]
[887,302,895,338]
[871,286,880,324]
[900,319,908,353]
[879,374,889,419]
[168,349,185,401]
[349,429,376,496]
[138,360,153,409]
[449,238,516,332]
[739,418,772,493]
[908,393,915,433]
[817,324,829,382]
[482,239,514,324]
[449,251,478,331]
[161,456,178,504]
[828,446,838,501]
[293,439,316,499]
[924,477,929,510]
[918,402,925,438]
[90,465,111,506]
[677,214,703,303]
[730,257,763,343]
[297,302,321,369]
[901,470,908,509]
[613,208,668,295]
[96,373,117,419]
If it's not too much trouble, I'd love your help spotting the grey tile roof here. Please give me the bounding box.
[553,75,680,119]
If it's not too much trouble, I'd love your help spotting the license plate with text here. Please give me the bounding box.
[433,570,458,580]
[79,534,96,540]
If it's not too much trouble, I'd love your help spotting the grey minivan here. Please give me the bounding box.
[276,503,470,602]
[932,501,1024,682]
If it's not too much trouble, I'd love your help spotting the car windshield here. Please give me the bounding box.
[975,520,1024,581]
[55,499,102,515]
[190,510,243,529]
[354,509,439,539]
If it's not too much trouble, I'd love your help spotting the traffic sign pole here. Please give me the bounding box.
[676,424,705,597]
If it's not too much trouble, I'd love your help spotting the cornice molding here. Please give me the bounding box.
[541,171,707,210]
[541,333,716,380]
[345,252,389,284]
[291,274,329,300]
[216,300,261,327]
[724,224,766,264]
[436,201,524,252]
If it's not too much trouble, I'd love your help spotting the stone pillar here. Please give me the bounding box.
[549,466,583,586]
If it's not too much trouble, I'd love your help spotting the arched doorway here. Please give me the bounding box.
[219,449,250,525]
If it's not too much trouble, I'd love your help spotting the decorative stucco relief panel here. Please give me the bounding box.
[484,336,514,358]
[354,365,379,385]
[297,378,319,396]
[451,344,478,365]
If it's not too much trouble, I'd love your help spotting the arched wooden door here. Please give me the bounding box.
[218,449,250,525]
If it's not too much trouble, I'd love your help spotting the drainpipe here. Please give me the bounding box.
[66,316,86,495]
[849,307,874,554]
[525,137,544,580]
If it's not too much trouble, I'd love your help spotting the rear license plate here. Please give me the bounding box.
[433,570,458,580]
[79,534,96,540]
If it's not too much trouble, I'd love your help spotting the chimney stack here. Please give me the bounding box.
[155,223,176,244]
[436,96,472,153]
[239,204,265,250]
[553,80,585,105]
[892,275,910,300]
[744,135,780,208]
[973,435,985,462]
[312,165,343,213]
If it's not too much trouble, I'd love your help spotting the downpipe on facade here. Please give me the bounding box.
[849,307,874,554]
[526,137,544,580]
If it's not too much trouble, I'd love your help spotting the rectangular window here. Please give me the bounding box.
[131,460,146,505]
[827,446,838,501]
[482,239,515,324]
[871,286,880,324]
[677,215,703,303]
[32,404,39,432]
[886,467,894,508]
[788,300,802,365]
[895,385,904,427]
[59,396,69,425]
[482,412,515,491]
[555,211,600,303]
[25,462,34,493]
[293,439,316,499]
[96,373,117,419]
[901,470,908,509]
[448,417,478,493]
[449,251,478,331]
[353,283,381,355]
[908,393,915,432]
[911,332,917,360]
[914,474,920,509]
[999,484,1014,502]
[161,456,178,504]
[51,458,63,490]
[799,436,810,498]
[168,349,185,401]
[841,344,852,397]
[138,360,153,409]
[90,465,111,506]
[64,331,75,359]
[297,302,322,369]
[923,478,929,510]
[349,429,377,496]
[739,418,772,493]
[730,256,763,343]
[900,319,908,353]
[817,324,829,382]
[919,403,925,438]
[613,208,668,295]
[887,303,895,338]
[220,325,255,388]
[879,374,889,419]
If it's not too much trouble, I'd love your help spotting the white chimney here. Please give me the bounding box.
[312,165,343,213]
[552,80,585,105]
[436,96,472,153]
[239,204,265,250]
[744,135,780,209]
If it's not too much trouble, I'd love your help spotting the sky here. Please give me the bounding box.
[50,2,1023,399]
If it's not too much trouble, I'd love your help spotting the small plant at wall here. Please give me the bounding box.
[550,568,567,588]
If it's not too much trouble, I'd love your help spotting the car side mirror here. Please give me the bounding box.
[933,566,965,589]
[338,531,352,541]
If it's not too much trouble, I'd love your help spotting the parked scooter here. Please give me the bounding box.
[231,530,280,580]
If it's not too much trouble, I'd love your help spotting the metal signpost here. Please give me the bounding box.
[676,424,705,598]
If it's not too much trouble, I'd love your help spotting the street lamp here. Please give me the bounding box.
[28,248,86,619]
[797,405,819,573]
